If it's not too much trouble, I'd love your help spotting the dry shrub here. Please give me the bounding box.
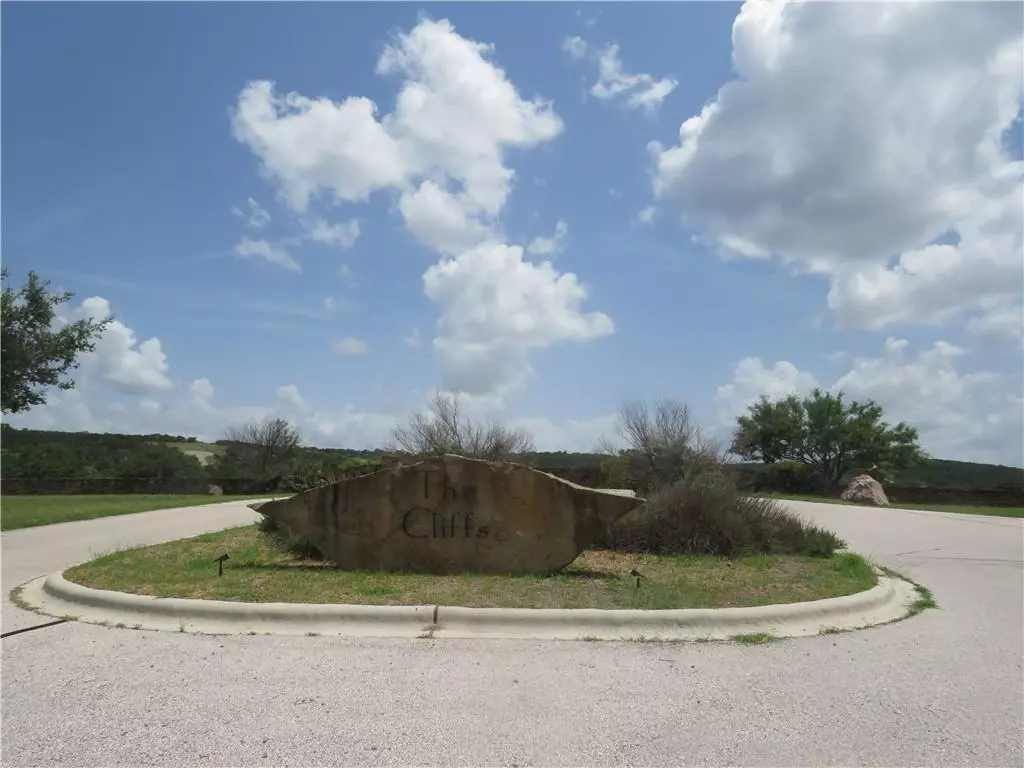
[605,466,844,558]
[392,392,535,462]
[257,512,323,560]
[599,399,720,494]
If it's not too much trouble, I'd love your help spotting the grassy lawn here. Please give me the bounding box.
[1,494,265,531]
[163,441,226,467]
[64,524,877,609]
[763,493,1024,519]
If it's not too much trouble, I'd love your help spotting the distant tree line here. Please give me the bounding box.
[1,425,208,481]
[1,402,1020,495]
[0,423,377,491]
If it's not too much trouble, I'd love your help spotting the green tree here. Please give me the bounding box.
[1,269,109,414]
[731,389,926,490]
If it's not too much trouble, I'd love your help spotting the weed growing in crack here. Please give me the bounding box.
[730,632,776,645]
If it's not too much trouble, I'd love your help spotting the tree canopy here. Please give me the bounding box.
[1,269,109,414]
[0,428,206,480]
[730,388,926,488]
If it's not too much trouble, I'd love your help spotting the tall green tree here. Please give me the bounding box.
[731,389,926,489]
[1,269,109,414]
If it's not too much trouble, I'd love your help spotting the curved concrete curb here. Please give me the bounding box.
[18,573,435,637]
[16,567,921,641]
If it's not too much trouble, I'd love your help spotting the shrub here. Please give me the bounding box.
[340,457,379,472]
[284,462,339,493]
[256,512,323,560]
[605,465,844,558]
[599,452,630,488]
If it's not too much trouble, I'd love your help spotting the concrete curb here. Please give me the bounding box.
[20,573,435,637]
[16,567,920,641]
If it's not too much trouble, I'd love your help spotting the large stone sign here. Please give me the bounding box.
[251,454,643,575]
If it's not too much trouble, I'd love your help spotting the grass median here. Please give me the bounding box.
[0,494,266,531]
[64,524,878,610]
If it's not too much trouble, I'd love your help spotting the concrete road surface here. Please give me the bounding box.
[2,499,1022,767]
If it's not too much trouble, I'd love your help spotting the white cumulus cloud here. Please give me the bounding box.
[276,384,308,410]
[307,218,360,249]
[72,297,173,392]
[526,220,569,256]
[967,303,1023,344]
[589,44,678,114]
[423,241,614,398]
[398,181,491,255]
[650,0,1023,333]
[231,18,610,401]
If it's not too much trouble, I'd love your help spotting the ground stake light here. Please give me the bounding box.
[214,553,230,577]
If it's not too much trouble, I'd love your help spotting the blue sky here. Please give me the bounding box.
[3,2,1022,465]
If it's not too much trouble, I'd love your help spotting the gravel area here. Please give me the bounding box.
[2,498,1022,767]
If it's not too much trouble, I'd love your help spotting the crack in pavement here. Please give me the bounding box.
[896,554,1023,566]
[1,619,68,639]
[893,547,946,557]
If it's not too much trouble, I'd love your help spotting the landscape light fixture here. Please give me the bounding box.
[214,553,230,577]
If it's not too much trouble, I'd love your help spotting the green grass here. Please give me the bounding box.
[877,566,939,616]
[0,494,265,531]
[64,525,878,610]
[909,589,938,615]
[761,493,1024,519]
[730,632,776,644]
[163,441,226,467]
[161,440,225,454]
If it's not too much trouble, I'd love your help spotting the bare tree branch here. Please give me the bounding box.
[223,417,301,480]
[391,392,535,461]
[610,399,722,493]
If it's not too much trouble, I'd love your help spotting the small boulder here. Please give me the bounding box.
[840,474,889,506]
[208,484,224,496]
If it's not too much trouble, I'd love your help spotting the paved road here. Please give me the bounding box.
[2,499,1021,767]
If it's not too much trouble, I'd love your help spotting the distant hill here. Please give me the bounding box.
[0,424,208,481]
[897,458,1022,490]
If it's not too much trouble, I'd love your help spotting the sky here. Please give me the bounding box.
[2,1,1022,466]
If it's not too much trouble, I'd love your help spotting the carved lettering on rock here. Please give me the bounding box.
[252,454,642,575]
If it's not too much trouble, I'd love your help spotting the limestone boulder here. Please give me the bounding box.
[840,474,889,506]
[250,454,643,575]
